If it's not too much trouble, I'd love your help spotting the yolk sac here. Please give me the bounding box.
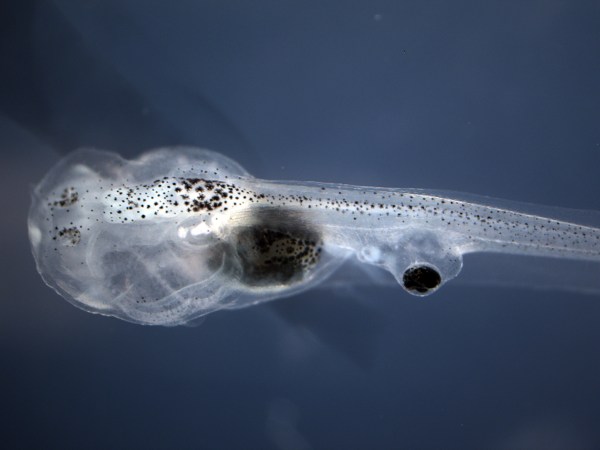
[402,265,442,295]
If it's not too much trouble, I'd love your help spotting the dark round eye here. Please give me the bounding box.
[402,265,442,294]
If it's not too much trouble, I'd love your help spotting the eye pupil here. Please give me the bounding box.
[402,265,442,294]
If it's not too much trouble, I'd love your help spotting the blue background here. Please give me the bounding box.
[1,1,600,449]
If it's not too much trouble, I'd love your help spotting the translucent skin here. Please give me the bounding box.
[28,148,600,325]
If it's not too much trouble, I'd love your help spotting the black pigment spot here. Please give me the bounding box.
[55,227,81,246]
[52,187,78,207]
[223,209,322,287]
[402,265,441,294]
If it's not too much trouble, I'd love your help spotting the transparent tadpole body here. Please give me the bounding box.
[28,148,600,325]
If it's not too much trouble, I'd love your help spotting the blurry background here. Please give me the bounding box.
[1,1,600,449]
